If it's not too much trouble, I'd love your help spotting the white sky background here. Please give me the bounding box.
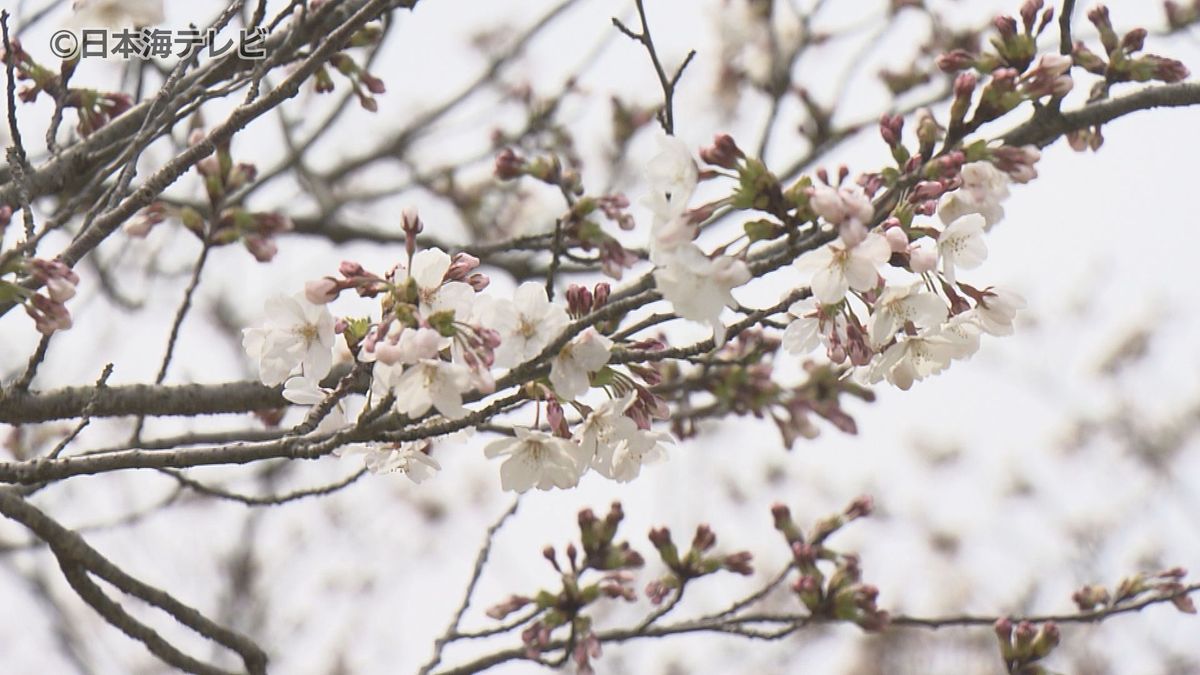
[1,0,1199,673]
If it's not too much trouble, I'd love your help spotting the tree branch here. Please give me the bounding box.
[0,488,269,674]
[1002,81,1200,147]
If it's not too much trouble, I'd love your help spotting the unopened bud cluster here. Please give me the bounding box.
[1073,567,1196,616]
[485,503,643,673]
[772,496,889,631]
[127,132,293,262]
[644,522,754,603]
[0,38,132,137]
[994,618,1060,675]
[312,23,386,111]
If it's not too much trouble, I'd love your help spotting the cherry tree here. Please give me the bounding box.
[1,0,1199,673]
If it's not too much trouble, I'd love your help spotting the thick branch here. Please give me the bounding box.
[0,488,268,674]
[0,380,290,424]
[1002,81,1200,147]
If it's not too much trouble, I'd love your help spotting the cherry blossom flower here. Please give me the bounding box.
[375,327,447,366]
[938,161,1010,228]
[304,278,339,304]
[549,329,612,401]
[576,395,635,451]
[653,244,751,342]
[783,300,822,355]
[797,233,891,305]
[643,135,700,259]
[489,282,570,367]
[868,331,958,390]
[484,428,588,492]
[868,284,948,347]
[649,215,698,262]
[782,297,847,357]
[992,145,1041,183]
[71,0,164,29]
[908,240,939,274]
[409,248,474,318]
[810,183,874,245]
[282,375,333,407]
[281,376,354,434]
[576,397,671,482]
[390,359,472,419]
[934,313,983,360]
[937,214,987,285]
[335,442,442,482]
[370,360,404,399]
[975,287,1026,336]
[1020,53,1074,99]
[242,294,335,386]
[643,135,698,224]
[606,431,671,483]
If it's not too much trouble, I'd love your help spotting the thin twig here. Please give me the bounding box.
[420,498,522,675]
[45,364,114,460]
[612,0,697,135]
[11,333,52,391]
[164,467,368,506]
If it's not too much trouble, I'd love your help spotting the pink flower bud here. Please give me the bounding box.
[27,294,73,335]
[123,217,154,238]
[565,284,592,316]
[494,148,526,180]
[993,15,1018,39]
[953,72,977,98]
[884,226,909,253]
[374,342,403,365]
[401,207,423,235]
[446,252,480,281]
[1121,28,1147,53]
[592,282,610,308]
[196,155,220,178]
[46,276,77,303]
[546,399,570,438]
[936,49,976,73]
[1019,0,1043,33]
[305,278,339,304]
[360,72,386,94]
[698,133,744,169]
[467,273,490,291]
[479,326,502,349]
[845,495,874,519]
[243,235,278,262]
[910,180,945,202]
[878,113,904,147]
[339,260,366,278]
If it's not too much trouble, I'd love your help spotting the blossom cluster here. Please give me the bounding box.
[234,4,1199,492]
[243,209,671,491]
[785,154,1027,391]
[126,131,294,262]
[242,120,1036,490]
